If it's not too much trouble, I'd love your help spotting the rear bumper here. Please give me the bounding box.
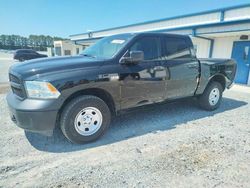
[226,81,234,89]
[6,93,59,136]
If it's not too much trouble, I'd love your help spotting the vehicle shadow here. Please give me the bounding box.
[25,97,247,153]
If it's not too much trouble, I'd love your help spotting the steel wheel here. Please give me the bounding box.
[74,107,103,136]
[208,87,220,106]
[60,95,111,144]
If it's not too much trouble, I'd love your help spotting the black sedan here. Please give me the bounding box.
[13,49,48,61]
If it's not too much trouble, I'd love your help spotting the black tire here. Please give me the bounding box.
[19,58,24,62]
[198,81,223,111]
[60,95,111,144]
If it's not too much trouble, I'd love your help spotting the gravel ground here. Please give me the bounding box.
[0,86,250,187]
[0,52,16,84]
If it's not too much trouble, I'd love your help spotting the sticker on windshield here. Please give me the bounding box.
[111,39,125,44]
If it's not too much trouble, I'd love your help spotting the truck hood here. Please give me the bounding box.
[10,55,104,80]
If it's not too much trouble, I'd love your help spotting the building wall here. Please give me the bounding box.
[70,12,221,40]
[213,35,250,58]
[197,22,250,35]
[224,7,250,21]
[212,37,236,58]
[95,12,221,38]
[191,37,211,58]
[70,5,250,41]
[189,35,250,59]
[54,41,83,56]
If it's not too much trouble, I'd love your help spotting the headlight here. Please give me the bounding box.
[25,81,60,99]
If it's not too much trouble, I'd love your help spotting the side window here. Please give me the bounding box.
[64,50,71,56]
[164,37,193,59]
[55,47,62,56]
[130,37,162,60]
[25,50,33,55]
[24,50,31,54]
[27,50,36,54]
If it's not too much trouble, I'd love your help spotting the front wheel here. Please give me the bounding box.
[198,81,223,111]
[60,95,111,144]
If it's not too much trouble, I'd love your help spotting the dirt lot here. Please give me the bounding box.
[0,50,48,85]
[0,51,16,84]
[0,85,250,187]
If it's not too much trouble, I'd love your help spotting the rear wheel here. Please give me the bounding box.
[198,81,223,111]
[60,95,111,144]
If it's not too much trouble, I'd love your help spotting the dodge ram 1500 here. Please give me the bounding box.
[7,33,237,144]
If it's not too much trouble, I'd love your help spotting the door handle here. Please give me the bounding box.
[153,66,164,71]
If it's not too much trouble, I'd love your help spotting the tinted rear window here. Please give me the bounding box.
[16,49,35,53]
[163,37,193,59]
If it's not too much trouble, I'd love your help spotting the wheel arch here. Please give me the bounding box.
[58,88,117,121]
[208,74,226,91]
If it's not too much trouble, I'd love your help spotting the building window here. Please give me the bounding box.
[64,50,71,56]
[244,46,249,61]
[76,48,79,54]
[55,47,62,56]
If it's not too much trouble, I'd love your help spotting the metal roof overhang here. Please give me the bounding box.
[158,19,250,37]
[70,3,250,38]
[72,19,250,44]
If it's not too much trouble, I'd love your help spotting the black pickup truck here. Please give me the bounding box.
[7,33,236,144]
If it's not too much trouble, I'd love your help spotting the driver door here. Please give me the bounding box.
[119,36,167,109]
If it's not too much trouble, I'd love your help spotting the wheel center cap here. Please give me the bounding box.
[74,107,103,136]
[83,115,92,124]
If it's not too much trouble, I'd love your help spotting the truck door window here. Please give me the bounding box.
[244,46,249,61]
[164,37,192,59]
[130,37,162,60]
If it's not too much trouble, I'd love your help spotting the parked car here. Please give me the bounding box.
[7,33,237,144]
[13,49,47,61]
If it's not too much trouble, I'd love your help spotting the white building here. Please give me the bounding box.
[69,4,250,85]
[53,40,85,56]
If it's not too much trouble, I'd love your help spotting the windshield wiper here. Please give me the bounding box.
[81,54,96,58]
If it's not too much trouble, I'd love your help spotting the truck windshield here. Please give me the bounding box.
[80,34,132,59]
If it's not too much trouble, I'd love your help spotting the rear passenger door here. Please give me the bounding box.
[162,36,199,99]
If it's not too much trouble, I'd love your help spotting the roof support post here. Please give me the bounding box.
[209,39,214,58]
[192,28,214,58]
[74,41,84,47]
[220,10,225,22]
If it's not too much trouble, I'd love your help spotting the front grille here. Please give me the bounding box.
[9,73,26,99]
[9,74,21,84]
[11,87,25,98]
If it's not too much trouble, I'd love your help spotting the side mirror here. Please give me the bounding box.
[120,51,144,64]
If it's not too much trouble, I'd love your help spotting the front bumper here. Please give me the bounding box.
[6,93,59,136]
